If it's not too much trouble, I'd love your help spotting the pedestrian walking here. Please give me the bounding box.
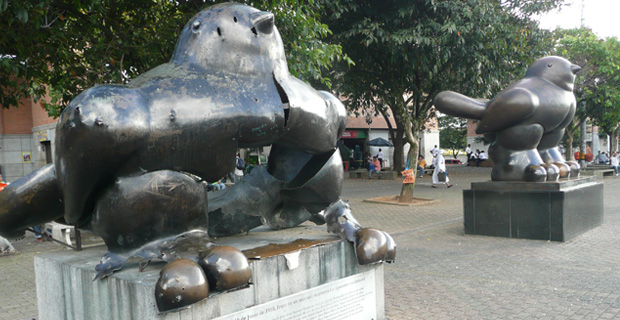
[431,149,452,188]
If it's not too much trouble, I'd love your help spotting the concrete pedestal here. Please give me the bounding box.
[463,176,603,241]
[34,226,385,320]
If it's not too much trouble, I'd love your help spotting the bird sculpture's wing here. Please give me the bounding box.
[433,91,487,120]
[476,87,538,134]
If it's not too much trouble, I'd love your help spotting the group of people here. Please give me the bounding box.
[596,151,611,164]
[597,151,620,176]
[465,144,487,166]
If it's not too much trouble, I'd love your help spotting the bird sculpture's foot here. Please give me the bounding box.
[156,258,210,313]
[156,245,252,313]
[324,200,396,265]
[93,230,253,313]
[354,228,396,265]
[552,162,571,179]
[565,161,580,178]
[196,246,252,292]
[541,163,560,182]
[524,164,547,182]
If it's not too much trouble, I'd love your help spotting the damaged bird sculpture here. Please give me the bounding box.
[0,2,395,313]
[433,56,581,182]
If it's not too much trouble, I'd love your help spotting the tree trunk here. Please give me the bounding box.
[565,127,574,160]
[391,126,405,172]
[566,135,574,160]
[399,124,418,203]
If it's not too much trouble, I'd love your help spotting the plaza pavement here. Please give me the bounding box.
[1,165,619,319]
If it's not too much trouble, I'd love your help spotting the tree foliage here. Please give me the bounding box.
[438,115,466,159]
[552,28,620,154]
[322,0,561,200]
[0,0,347,117]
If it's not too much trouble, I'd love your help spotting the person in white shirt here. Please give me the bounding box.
[234,153,245,182]
[468,151,477,166]
[431,149,452,188]
[430,145,438,157]
[465,144,472,161]
[611,151,619,176]
[376,149,384,168]
[599,152,608,164]
[476,150,487,166]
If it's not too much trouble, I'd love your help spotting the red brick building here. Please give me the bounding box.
[1,96,57,182]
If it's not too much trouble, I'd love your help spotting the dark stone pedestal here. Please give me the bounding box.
[463,176,603,241]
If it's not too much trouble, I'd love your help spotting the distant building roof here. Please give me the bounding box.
[346,113,397,129]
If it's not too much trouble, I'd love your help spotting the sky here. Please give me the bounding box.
[536,0,620,39]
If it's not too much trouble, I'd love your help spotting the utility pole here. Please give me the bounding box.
[579,0,587,167]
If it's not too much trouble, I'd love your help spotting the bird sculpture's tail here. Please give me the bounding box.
[0,164,65,239]
[433,91,488,120]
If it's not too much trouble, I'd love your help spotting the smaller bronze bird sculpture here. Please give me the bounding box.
[434,56,581,182]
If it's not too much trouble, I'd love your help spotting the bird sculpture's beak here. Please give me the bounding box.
[570,64,581,74]
[251,11,275,34]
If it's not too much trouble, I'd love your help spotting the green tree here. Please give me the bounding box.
[438,115,467,159]
[553,28,620,155]
[0,0,347,117]
[323,0,561,201]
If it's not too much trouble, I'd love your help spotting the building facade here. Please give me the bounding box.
[1,97,57,183]
[342,112,439,170]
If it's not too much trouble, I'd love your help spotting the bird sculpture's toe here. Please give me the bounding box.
[524,164,547,182]
[155,259,210,313]
[94,252,129,280]
[552,162,571,179]
[565,161,580,178]
[541,163,560,182]
[197,246,252,292]
[354,228,396,265]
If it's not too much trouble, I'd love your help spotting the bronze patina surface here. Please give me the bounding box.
[434,56,581,182]
[0,2,395,313]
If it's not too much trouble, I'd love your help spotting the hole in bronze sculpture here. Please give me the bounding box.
[272,73,290,127]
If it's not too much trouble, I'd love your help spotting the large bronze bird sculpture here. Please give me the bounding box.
[0,3,394,313]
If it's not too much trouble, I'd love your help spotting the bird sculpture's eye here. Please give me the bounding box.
[234,16,238,23]
[192,20,201,31]
[547,63,553,68]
